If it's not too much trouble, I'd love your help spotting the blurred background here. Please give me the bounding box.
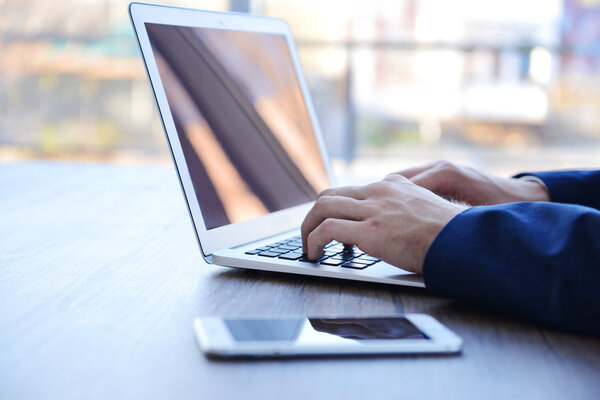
[1,0,599,179]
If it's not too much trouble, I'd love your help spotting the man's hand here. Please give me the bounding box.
[392,160,550,206]
[301,174,466,274]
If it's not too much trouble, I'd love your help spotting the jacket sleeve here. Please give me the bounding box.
[423,202,600,336]
[515,170,600,210]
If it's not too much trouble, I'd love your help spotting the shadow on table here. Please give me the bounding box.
[208,266,600,348]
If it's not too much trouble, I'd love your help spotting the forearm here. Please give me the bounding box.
[423,202,600,336]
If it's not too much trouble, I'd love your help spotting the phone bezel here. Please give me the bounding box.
[193,314,463,357]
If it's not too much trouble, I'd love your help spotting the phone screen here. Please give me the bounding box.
[223,317,429,344]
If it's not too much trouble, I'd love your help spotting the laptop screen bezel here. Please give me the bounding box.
[129,2,334,259]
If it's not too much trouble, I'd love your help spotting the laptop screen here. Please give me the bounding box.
[145,23,329,230]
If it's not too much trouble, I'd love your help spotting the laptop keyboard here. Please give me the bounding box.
[244,235,381,270]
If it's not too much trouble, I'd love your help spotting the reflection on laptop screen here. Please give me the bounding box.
[146,23,329,230]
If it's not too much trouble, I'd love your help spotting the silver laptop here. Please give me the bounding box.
[129,2,424,288]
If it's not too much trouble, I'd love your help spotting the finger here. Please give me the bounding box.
[306,218,364,260]
[390,161,439,179]
[301,196,370,253]
[382,173,409,184]
[409,168,447,194]
[317,185,367,201]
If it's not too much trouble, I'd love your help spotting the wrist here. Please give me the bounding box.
[416,202,466,274]
[516,176,551,202]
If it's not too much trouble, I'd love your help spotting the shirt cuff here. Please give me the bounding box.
[422,207,470,293]
[514,174,548,189]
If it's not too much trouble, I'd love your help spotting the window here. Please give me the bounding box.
[1,0,598,179]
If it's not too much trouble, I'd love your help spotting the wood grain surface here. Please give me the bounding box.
[1,161,599,400]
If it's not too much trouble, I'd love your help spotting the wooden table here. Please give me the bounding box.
[2,161,599,400]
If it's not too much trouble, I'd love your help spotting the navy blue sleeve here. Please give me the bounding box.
[423,202,600,336]
[515,170,600,210]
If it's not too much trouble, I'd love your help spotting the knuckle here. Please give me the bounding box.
[365,218,381,231]
[431,160,459,181]
[314,195,333,209]
[320,218,337,233]
[367,181,394,195]
[366,181,382,192]
[362,199,378,212]
[436,160,456,172]
[317,188,334,198]
[383,173,406,183]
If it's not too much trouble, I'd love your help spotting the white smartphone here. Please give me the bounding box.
[194,314,462,358]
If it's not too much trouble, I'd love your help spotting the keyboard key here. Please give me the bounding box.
[350,258,376,266]
[299,255,328,263]
[355,255,380,262]
[278,252,303,260]
[277,245,300,251]
[341,262,369,270]
[338,253,356,261]
[341,247,359,254]
[268,248,291,254]
[245,236,380,272]
[258,251,281,257]
[320,258,345,266]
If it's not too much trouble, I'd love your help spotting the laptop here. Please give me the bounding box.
[129,2,424,288]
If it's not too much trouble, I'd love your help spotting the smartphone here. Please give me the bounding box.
[194,314,462,358]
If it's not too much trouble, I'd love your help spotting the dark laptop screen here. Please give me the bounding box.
[145,23,329,230]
